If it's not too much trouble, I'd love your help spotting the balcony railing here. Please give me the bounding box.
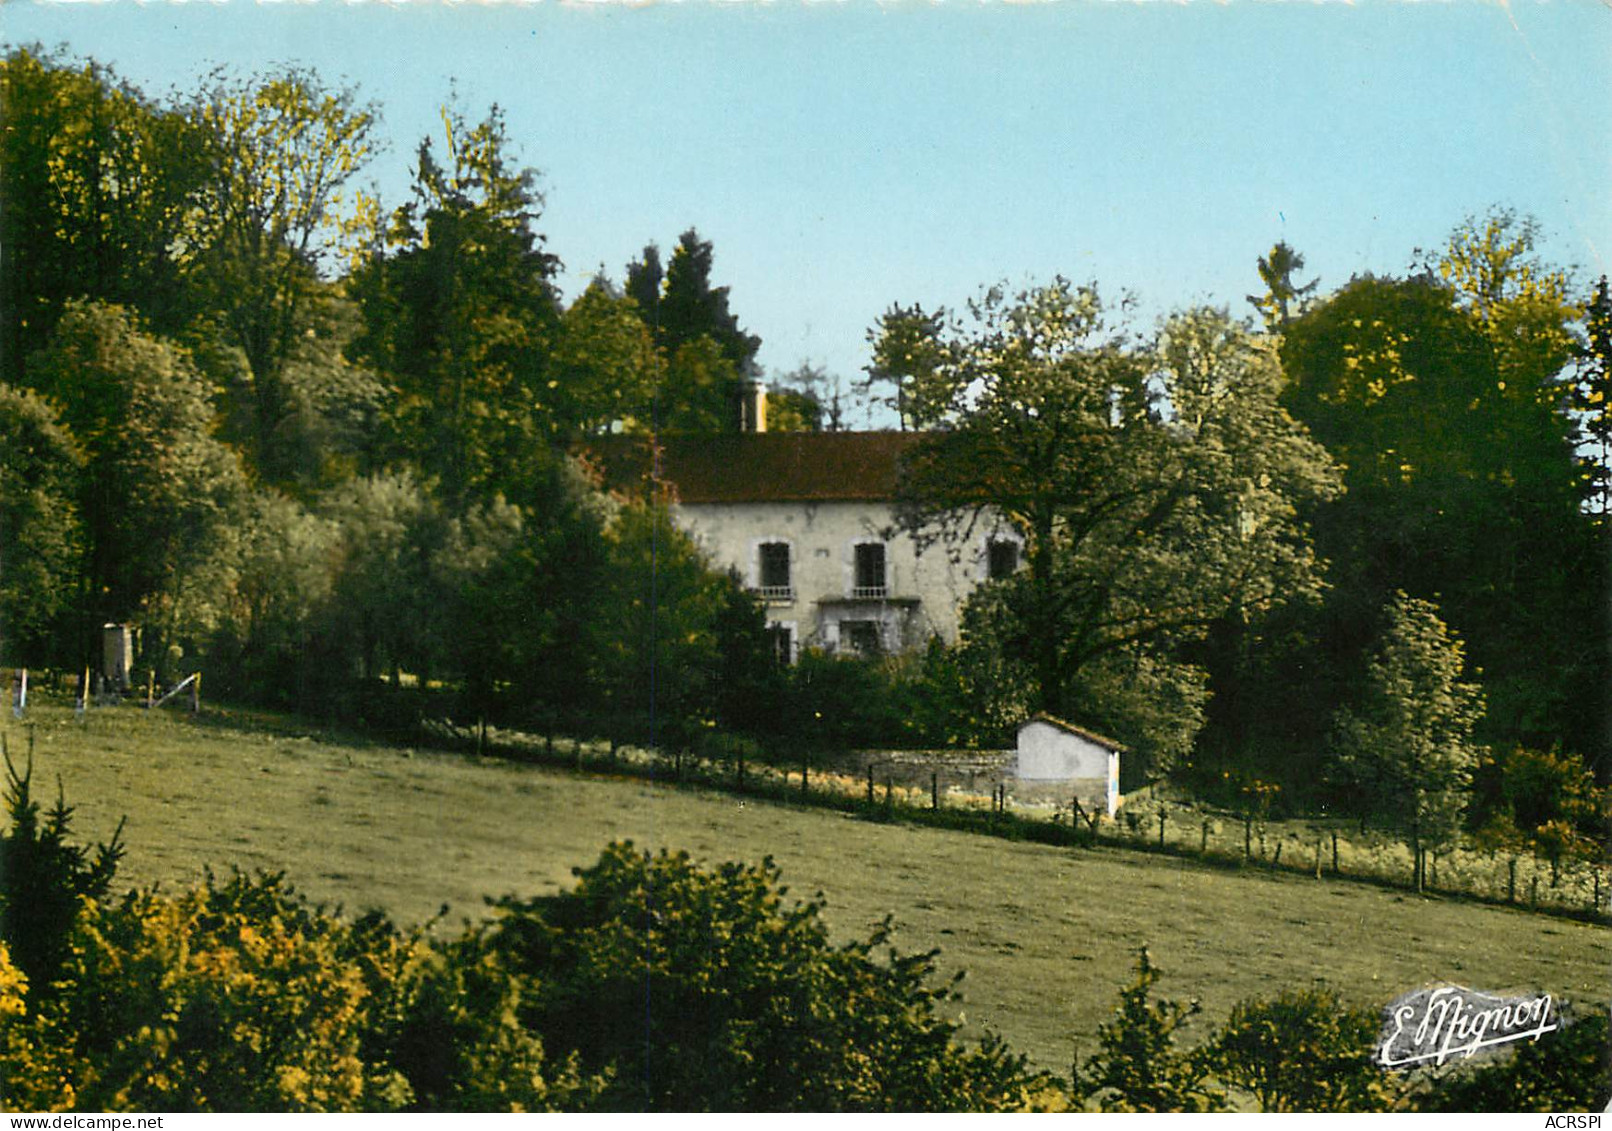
[755,585,795,602]
[850,585,888,600]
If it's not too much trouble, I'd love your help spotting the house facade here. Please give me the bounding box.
[587,425,1022,660]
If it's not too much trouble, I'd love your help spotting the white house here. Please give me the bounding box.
[1016,714,1123,817]
[585,398,1021,660]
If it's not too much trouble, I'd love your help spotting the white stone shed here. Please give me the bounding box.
[1016,714,1123,817]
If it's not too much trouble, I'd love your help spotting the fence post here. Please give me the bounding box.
[1508,857,1517,904]
[931,772,939,811]
[147,670,155,709]
[1271,841,1283,869]
[1331,831,1340,875]
[867,763,875,806]
[1158,808,1167,850]
[1315,836,1324,880]
[1530,874,1539,908]
[1244,816,1252,862]
[884,778,893,818]
[737,748,746,792]
[1595,869,1602,918]
[801,758,809,797]
[1201,819,1211,854]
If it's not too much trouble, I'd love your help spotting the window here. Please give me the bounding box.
[987,538,1019,581]
[843,620,882,656]
[757,542,792,600]
[766,624,793,665]
[853,543,886,598]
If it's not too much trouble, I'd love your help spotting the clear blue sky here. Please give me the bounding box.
[6,0,1608,420]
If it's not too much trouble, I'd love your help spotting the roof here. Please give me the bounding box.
[1018,713,1128,753]
[581,432,922,504]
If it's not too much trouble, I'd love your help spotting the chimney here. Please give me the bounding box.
[741,379,767,433]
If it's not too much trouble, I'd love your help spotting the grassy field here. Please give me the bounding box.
[5,703,1607,1075]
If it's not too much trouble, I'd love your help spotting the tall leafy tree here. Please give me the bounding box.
[885,282,1339,777]
[26,302,248,658]
[625,230,760,432]
[548,280,660,436]
[0,385,85,663]
[1330,592,1485,891]
[352,103,561,505]
[0,47,209,385]
[185,68,379,484]
[1280,217,1603,765]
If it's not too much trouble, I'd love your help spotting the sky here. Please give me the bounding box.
[5,0,1609,421]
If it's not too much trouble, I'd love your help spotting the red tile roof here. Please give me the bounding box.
[581,432,922,504]
[1020,713,1128,752]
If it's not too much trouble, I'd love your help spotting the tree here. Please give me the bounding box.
[0,385,85,663]
[26,301,249,659]
[625,230,761,432]
[1281,223,1605,766]
[863,303,946,429]
[490,842,1046,1111]
[0,47,210,386]
[185,67,380,484]
[548,280,660,436]
[1246,241,1318,330]
[886,283,1339,777]
[351,103,561,505]
[1330,592,1485,891]
[1573,275,1611,521]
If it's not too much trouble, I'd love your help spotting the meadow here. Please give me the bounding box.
[5,703,1607,1074]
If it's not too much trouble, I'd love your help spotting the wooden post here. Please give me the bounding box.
[737,748,746,792]
[1331,831,1340,875]
[1201,819,1211,854]
[1508,857,1517,903]
[884,778,893,817]
[1315,836,1324,880]
[1530,874,1539,907]
[931,772,939,811]
[1244,816,1252,861]
[1272,841,1283,868]
[867,763,875,806]
[801,759,809,797]
[147,670,155,709]
[76,666,89,716]
[1594,869,1602,918]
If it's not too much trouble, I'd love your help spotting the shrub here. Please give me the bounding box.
[1405,1009,1612,1112]
[1200,988,1391,1111]
[489,841,1047,1111]
[1074,947,1224,1112]
[0,738,124,1000]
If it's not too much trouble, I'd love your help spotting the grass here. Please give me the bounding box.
[5,703,1607,1075]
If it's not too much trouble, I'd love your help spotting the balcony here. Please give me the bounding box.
[754,585,796,603]
[850,585,888,600]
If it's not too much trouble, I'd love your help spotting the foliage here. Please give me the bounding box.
[1404,1009,1611,1112]
[0,740,124,1003]
[1074,947,1223,1112]
[549,280,660,436]
[1280,219,1604,766]
[0,46,209,384]
[1246,241,1319,330]
[1200,988,1389,1111]
[350,102,560,506]
[25,301,249,666]
[885,284,1338,776]
[626,230,761,432]
[491,841,1047,1111]
[1329,592,1485,888]
[184,67,379,484]
[0,384,85,662]
[1574,275,1612,521]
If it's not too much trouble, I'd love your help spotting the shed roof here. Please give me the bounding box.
[1018,713,1128,753]
[582,432,921,504]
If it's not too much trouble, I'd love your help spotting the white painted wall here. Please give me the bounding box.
[674,500,1015,649]
[1016,719,1120,816]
